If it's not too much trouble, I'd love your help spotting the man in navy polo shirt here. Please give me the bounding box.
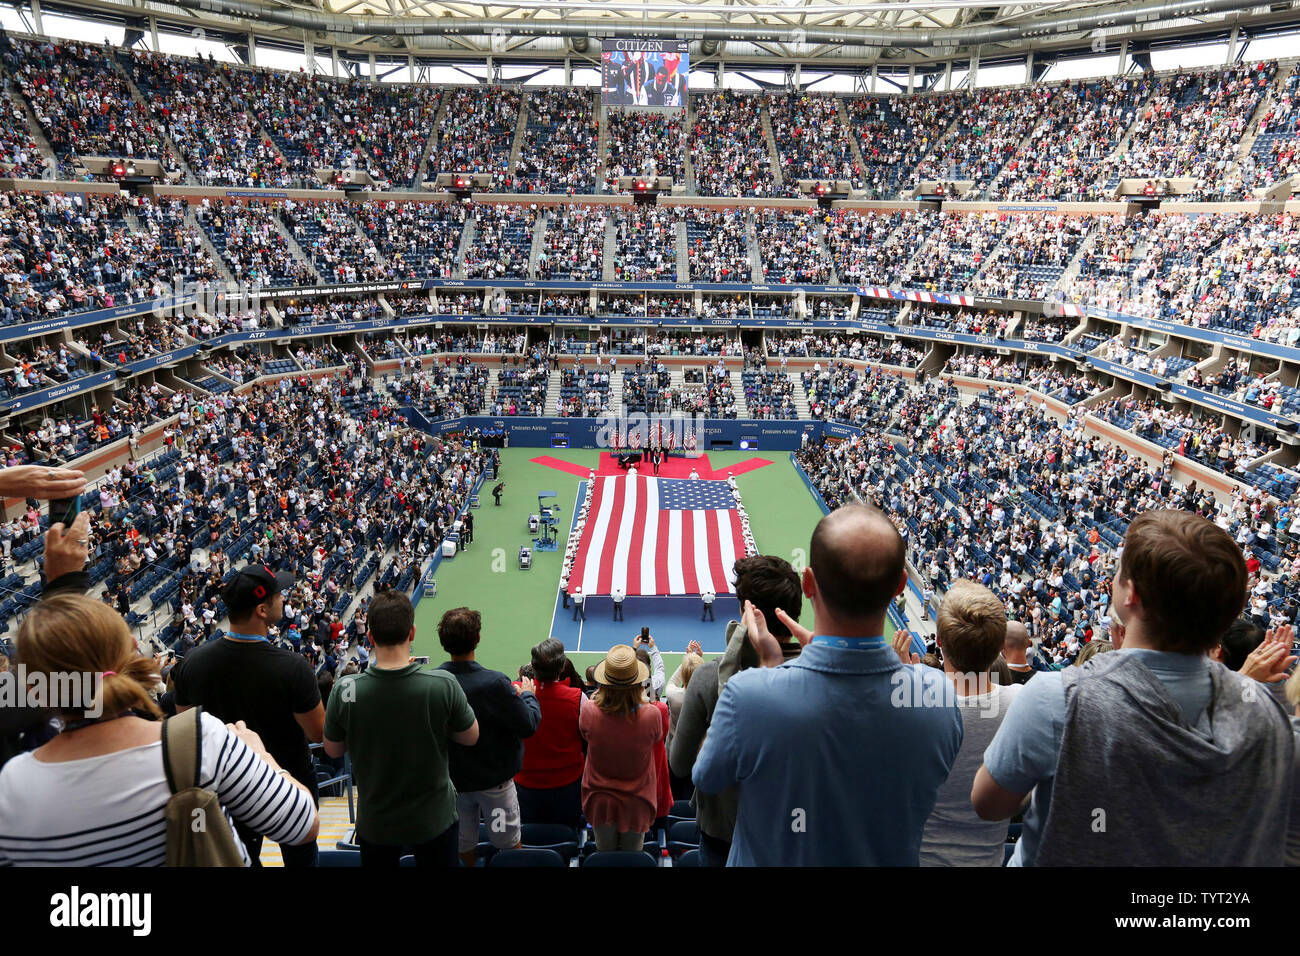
[693,504,962,866]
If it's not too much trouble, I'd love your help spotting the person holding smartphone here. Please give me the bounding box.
[633,629,665,702]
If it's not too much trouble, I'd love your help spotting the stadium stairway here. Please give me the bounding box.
[813,219,839,284]
[528,210,548,278]
[1058,221,1105,288]
[788,379,812,419]
[508,90,529,179]
[727,367,749,418]
[610,368,626,413]
[838,97,868,187]
[761,103,784,190]
[602,217,617,281]
[595,96,610,193]
[454,217,478,279]
[544,369,563,416]
[275,216,323,283]
[675,219,690,281]
[746,215,764,281]
[11,85,57,174]
[185,208,237,285]
[669,365,690,406]
[415,95,449,185]
[683,99,697,193]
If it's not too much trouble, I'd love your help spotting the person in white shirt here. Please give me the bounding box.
[701,589,716,622]
[611,585,625,622]
[914,580,1021,866]
[0,591,317,866]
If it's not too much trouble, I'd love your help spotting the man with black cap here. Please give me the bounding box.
[172,564,326,867]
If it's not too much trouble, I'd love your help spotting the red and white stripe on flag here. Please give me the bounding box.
[567,475,746,597]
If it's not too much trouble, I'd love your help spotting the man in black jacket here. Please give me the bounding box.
[437,606,541,867]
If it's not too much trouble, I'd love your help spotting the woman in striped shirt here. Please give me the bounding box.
[0,594,318,866]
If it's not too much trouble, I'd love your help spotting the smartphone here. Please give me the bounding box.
[411,656,430,666]
[49,494,82,528]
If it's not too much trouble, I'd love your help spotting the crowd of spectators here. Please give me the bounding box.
[461,204,537,280]
[756,208,830,284]
[903,211,1009,292]
[915,87,1054,196]
[357,200,466,281]
[612,206,678,282]
[0,192,221,322]
[1097,63,1275,199]
[120,50,292,189]
[512,89,598,195]
[430,87,521,189]
[535,205,605,281]
[689,93,777,198]
[604,110,684,192]
[845,92,966,199]
[4,36,174,168]
[914,307,1009,337]
[764,333,926,367]
[798,381,1295,656]
[243,68,399,188]
[969,214,1091,300]
[1239,62,1300,194]
[685,207,751,283]
[283,201,388,284]
[0,78,47,179]
[985,77,1150,201]
[281,295,383,328]
[825,209,914,286]
[194,199,315,289]
[767,93,862,194]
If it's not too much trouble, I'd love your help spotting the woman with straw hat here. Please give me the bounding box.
[579,644,663,853]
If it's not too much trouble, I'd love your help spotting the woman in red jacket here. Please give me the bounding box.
[515,639,585,829]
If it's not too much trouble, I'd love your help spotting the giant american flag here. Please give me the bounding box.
[566,476,748,596]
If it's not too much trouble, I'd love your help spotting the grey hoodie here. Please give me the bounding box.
[667,620,800,843]
[1036,653,1293,866]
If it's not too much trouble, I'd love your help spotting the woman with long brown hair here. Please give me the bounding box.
[579,644,663,853]
[0,594,318,866]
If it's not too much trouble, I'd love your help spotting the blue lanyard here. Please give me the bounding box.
[811,635,885,650]
[225,631,269,643]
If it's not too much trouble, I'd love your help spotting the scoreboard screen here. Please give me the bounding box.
[602,39,688,109]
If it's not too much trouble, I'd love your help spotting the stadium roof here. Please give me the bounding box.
[28,0,1300,72]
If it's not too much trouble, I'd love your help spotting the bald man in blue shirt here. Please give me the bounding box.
[693,505,963,866]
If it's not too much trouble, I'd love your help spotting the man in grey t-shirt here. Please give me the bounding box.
[915,580,1021,867]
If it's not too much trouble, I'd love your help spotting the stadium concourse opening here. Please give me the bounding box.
[3,0,1300,894]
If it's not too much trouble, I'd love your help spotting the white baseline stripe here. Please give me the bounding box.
[639,476,660,595]
[692,509,713,595]
[666,508,685,594]
[582,477,616,595]
[609,475,636,595]
[715,509,737,594]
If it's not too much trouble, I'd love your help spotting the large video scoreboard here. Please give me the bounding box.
[601,39,689,109]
